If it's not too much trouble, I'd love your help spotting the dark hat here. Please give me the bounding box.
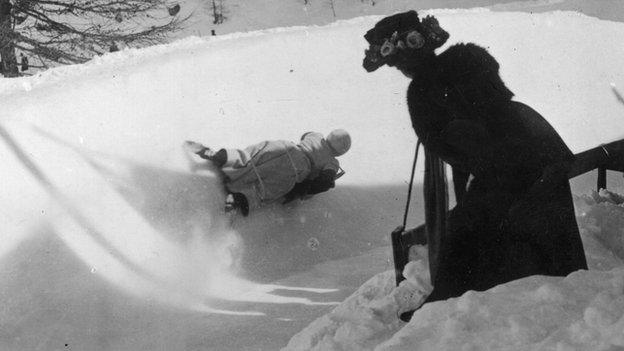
[363,11,450,72]
[364,11,423,45]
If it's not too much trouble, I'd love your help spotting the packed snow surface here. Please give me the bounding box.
[1,7,624,351]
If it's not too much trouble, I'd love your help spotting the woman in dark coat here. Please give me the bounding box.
[362,11,588,303]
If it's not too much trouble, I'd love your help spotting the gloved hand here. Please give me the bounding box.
[283,181,312,204]
[392,225,405,236]
[282,192,297,204]
[184,140,207,155]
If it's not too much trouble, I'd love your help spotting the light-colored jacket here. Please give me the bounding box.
[221,132,340,209]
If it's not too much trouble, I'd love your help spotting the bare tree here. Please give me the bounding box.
[0,0,188,77]
[328,0,335,18]
[210,0,225,25]
[0,0,18,75]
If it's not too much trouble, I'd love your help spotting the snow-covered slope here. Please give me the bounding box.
[175,0,624,39]
[174,0,514,37]
[1,8,624,351]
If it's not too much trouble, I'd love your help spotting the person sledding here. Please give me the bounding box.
[184,129,351,216]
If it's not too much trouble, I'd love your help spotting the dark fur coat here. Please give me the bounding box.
[412,43,587,302]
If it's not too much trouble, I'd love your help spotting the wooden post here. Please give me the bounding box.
[597,167,607,191]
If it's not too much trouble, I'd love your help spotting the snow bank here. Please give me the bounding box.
[577,190,624,260]
[284,193,624,351]
[377,268,624,351]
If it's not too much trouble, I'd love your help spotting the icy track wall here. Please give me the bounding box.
[0,16,420,322]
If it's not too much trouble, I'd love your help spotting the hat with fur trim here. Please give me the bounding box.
[363,11,449,72]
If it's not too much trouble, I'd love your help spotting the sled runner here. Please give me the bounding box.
[391,145,447,288]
